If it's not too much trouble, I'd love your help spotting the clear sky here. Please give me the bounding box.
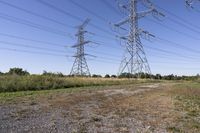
[0,0,200,76]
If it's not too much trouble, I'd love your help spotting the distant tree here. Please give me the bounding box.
[42,71,64,77]
[139,72,146,79]
[163,74,175,80]
[111,75,117,78]
[8,68,29,76]
[155,74,162,80]
[92,74,102,78]
[104,74,110,78]
[118,73,135,78]
[0,71,3,75]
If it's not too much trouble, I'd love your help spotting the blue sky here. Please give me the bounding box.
[0,0,200,76]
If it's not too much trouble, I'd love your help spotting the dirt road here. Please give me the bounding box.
[0,83,178,133]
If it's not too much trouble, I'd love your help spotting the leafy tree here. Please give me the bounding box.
[42,71,64,77]
[104,74,110,78]
[0,71,3,75]
[111,75,117,78]
[8,68,29,76]
[155,74,162,80]
[92,74,102,78]
[118,73,135,78]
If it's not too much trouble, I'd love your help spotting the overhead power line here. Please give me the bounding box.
[0,40,67,53]
[0,32,66,47]
[68,0,109,22]
[0,47,67,57]
[100,0,122,16]
[35,0,116,37]
[156,37,200,55]
[0,0,74,28]
[0,12,73,38]
[146,17,200,41]
[2,46,200,67]
[156,4,200,33]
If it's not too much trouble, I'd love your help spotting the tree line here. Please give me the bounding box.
[0,68,199,80]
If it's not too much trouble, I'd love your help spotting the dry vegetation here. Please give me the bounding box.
[0,75,159,92]
[168,82,200,132]
[0,80,200,133]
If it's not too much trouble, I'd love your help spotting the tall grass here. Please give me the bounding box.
[0,75,156,93]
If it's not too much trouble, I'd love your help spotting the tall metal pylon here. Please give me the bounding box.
[186,0,200,8]
[70,19,91,76]
[114,0,164,77]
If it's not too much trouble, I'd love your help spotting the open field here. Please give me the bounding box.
[0,81,200,133]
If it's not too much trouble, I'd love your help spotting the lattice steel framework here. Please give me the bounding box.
[70,19,91,76]
[186,0,200,8]
[115,0,164,77]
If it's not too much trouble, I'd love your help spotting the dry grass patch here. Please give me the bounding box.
[168,82,200,132]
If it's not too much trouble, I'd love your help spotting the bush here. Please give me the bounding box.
[7,68,29,76]
[0,75,145,93]
[92,74,102,78]
[104,74,110,78]
[111,75,117,78]
[42,71,64,77]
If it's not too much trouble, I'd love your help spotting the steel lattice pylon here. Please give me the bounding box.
[70,19,91,76]
[115,0,164,77]
[186,0,200,8]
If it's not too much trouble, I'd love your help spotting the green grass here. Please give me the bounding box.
[170,82,200,132]
[0,75,160,93]
[0,84,110,102]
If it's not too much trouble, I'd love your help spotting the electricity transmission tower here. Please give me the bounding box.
[186,0,200,8]
[114,0,164,77]
[70,19,91,76]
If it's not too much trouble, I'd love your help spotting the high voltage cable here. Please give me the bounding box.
[2,38,199,63]
[156,4,200,30]
[146,17,200,41]
[0,32,119,58]
[2,46,199,67]
[102,0,200,53]
[68,0,109,22]
[1,1,198,62]
[35,0,116,37]
[0,12,73,38]
[0,0,74,28]
[0,40,67,53]
[0,33,199,61]
[6,0,193,46]
[145,45,199,60]
[0,40,121,62]
[0,47,67,57]
[156,5,200,34]
[100,0,122,16]
[95,1,200,56]
[0,33,66,47]
[156,37,200,54]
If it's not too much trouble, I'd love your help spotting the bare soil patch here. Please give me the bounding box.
[0,83,179,133]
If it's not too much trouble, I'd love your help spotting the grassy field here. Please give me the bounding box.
[0,75,160,92]
[0,80,199,132]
